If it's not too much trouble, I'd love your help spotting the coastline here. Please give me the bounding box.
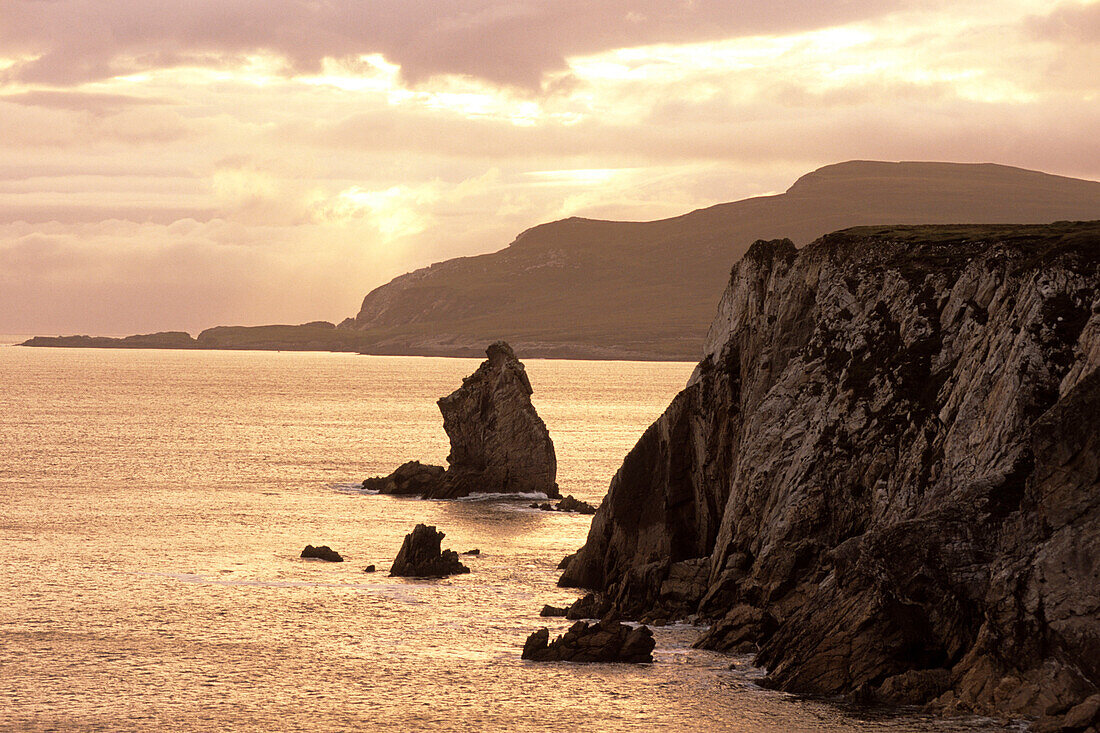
[18,331,701,362]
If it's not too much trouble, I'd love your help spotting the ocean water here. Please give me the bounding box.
[0,347,1015,732]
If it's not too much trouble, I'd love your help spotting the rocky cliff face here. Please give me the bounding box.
[559,222,1100,723]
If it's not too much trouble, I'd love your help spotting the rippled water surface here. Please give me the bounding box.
[0,348,1015,731]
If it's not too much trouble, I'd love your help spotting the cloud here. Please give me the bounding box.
[1,0,936,89]
[1027,2,1100,43]
[0,97,199,147]
[1,89,175,114]
[0,0,1097,337]
[0,217,415,333]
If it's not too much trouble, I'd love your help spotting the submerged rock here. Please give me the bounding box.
[558,223,1100,722]
[540,605,568,617]
[521,620,655,663]
[300,545,343,562]
[389,524,470,578]
[361,460,445,495]
[361,341,559,500]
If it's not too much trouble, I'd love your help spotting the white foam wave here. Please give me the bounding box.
[326,482,553,502]
[327,481,377,494]
[452,491,553,502]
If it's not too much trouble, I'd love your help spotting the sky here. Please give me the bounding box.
[1,0,1098,336]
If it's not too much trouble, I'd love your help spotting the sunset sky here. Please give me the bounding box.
[2,0,1098,335]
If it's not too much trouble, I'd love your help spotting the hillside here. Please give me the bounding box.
[23,161,1100,360]
[342,161,1100,360]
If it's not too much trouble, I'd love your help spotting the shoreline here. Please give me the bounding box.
[18,334,700,363]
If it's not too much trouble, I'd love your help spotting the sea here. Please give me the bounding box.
[0,344,1017,732]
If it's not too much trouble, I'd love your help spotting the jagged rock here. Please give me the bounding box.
[694,604,774,652]
[875,668,953,706]
[531,495,596,513]
[361,461,445,495]
[540,605,568,617]
[429,341,558,499]
[565,592,610,620]
[461,548,480,555]
[363,565,376,573]
[556,495,597,514]
[300,545,343,562]
[1064,694,1100,729]
[558,223,1100,722]
[389,524,470,577]
[521,620,655,663]
[361,342,559,500]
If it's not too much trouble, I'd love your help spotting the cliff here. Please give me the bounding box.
[558,222,1100,725]
[343,162,1100,360]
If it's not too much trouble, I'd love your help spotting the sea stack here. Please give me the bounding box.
[558,222,1100,725]
[389,524,470,578]
[363,341,559,500]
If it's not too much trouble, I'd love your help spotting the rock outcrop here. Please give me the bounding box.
[431,341,558,499]
[363,341,559,500]
[389,524,470,578]
[361,461,445,495]
[300,545,343,562]
[555,495,597,514]
[531,495,598,514]
[558,222,1100,723]
[521,620,655,663]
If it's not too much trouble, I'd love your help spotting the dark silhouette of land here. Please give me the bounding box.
[24,160,1100,360]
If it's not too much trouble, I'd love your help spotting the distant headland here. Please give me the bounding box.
[22,160,1100,361]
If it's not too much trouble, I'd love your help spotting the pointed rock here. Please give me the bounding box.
[389,524,470,578]
[361,341,559,500]
[429,341,558,499]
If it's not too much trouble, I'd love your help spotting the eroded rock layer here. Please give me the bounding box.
[559,222,1100,722]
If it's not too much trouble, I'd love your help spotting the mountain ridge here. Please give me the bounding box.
[343,161,1100,359]
[23,161,1100,360]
